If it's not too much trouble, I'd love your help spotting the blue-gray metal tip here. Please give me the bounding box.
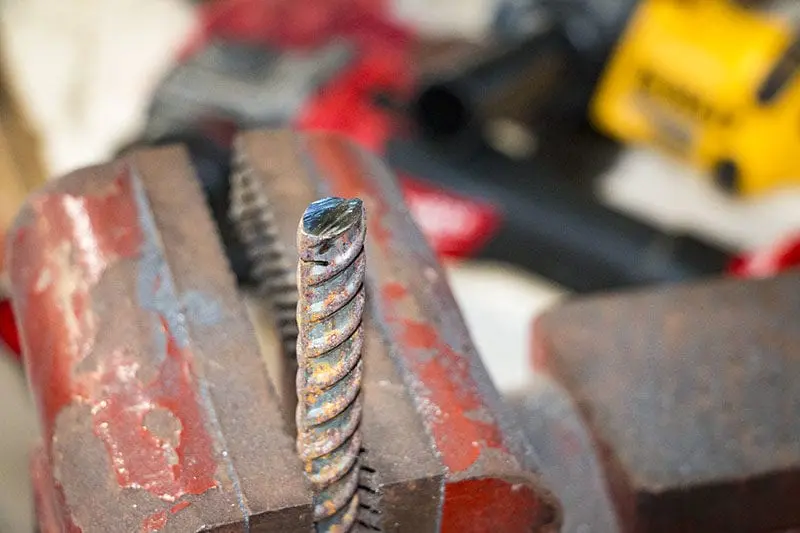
[302,197,363,238]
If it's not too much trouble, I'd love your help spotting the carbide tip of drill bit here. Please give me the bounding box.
[301,197,364,239]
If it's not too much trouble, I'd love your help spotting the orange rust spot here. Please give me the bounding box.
[382,282,406,302]
[441,478,545,533]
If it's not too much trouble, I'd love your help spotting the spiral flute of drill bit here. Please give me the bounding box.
[296,197,366,533]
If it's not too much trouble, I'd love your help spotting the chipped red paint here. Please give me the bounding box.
[441,479,546,532]
[141,510,168,533]
[11,174,142,438]
[401,320,505,472]
[90,318,217,501]
[382,281,406,302]
[392,308,506,471]
[397,320,437,350]
[9,167,218,529]
[171,501,191,514]
[385,285,507,470]
[141,501,193,533]
[0,298,21,359]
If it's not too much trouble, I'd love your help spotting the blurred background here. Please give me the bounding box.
[2,0,800,531]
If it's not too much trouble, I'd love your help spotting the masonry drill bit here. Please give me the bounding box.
[296,197,366,533]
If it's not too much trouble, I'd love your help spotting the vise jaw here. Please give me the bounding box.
[6,130,560,532]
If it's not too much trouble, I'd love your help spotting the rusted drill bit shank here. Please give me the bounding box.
[296,197,366,532]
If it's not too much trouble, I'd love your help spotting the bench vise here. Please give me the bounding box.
[6,130,559,532]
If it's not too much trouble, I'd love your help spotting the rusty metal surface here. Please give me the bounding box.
[236,129,560,532]
[7,147,311,532]
[296,197,366,532]
[533,273,800,533]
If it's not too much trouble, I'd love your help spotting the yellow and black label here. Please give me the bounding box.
[590,0,800,195]
[635,67,735,127]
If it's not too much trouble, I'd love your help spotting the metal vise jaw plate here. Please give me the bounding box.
[232,129,560,533]
[533,273,800,533]
[7,147,311,532]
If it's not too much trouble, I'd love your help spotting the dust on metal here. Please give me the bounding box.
[296,197,367,533]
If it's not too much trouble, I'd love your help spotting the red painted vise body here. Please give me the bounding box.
[8,149,310,532]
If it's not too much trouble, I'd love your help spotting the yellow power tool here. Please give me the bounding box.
[591,0,800,195]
